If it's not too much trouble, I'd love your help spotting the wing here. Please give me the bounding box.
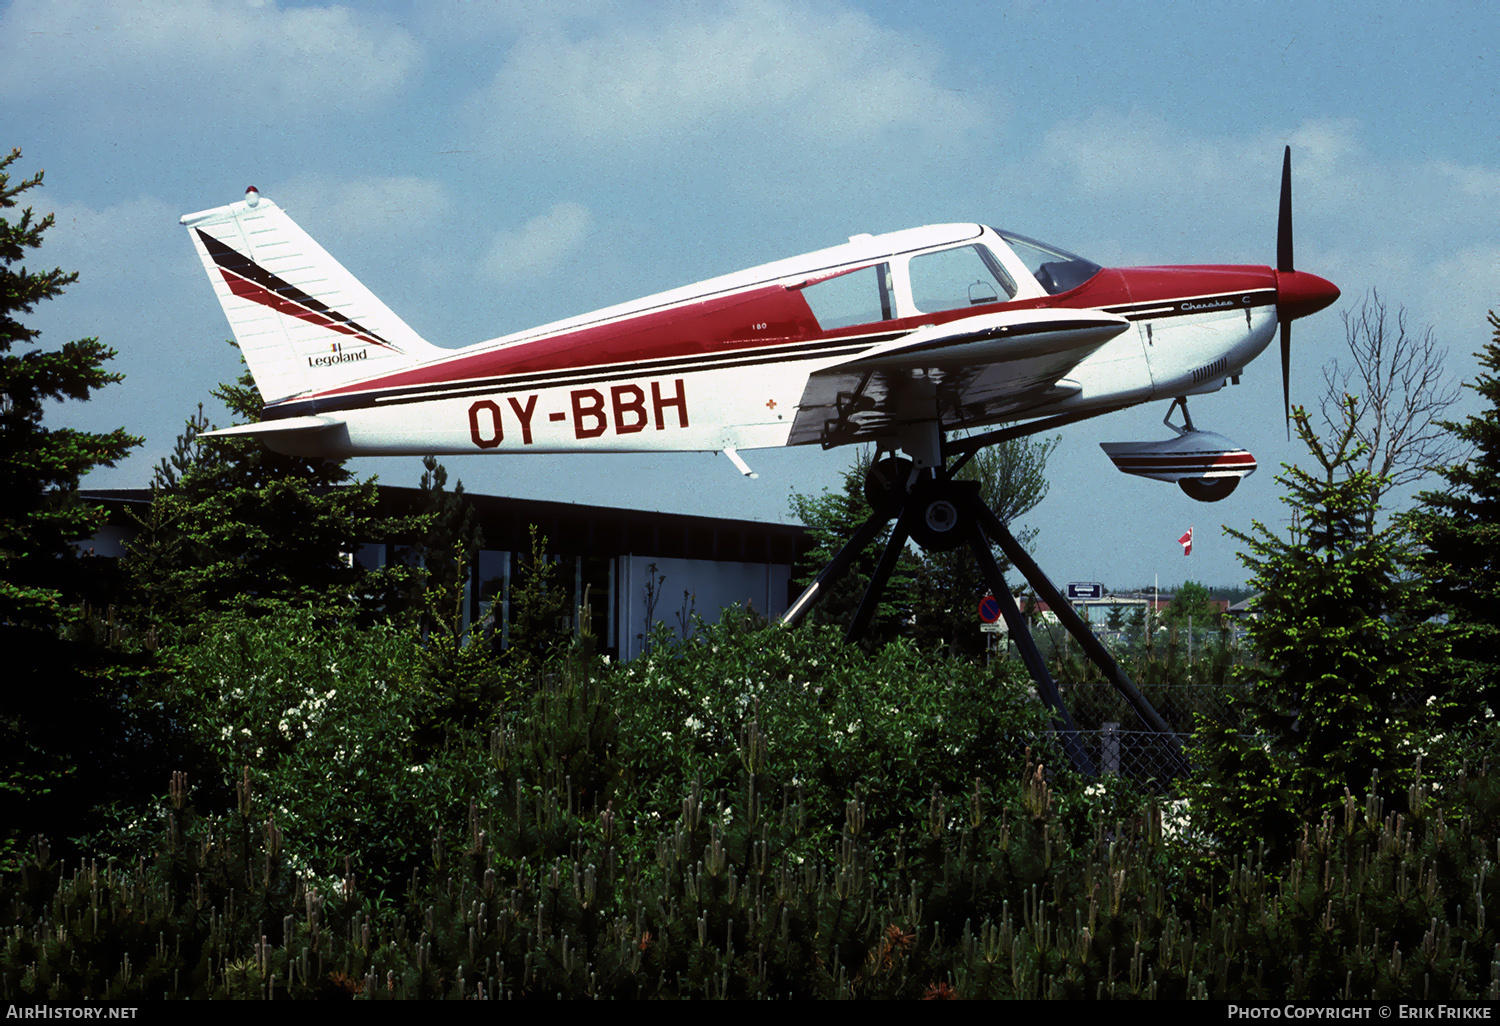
[788,308,1130,447]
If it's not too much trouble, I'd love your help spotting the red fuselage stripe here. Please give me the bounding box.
[275,263,1281,409]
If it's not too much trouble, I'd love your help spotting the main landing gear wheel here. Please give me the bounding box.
[1178,476,1240,502]
[907,482,970,552]
[863,454,913,509]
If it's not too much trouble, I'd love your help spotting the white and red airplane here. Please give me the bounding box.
[181,150,1337,502]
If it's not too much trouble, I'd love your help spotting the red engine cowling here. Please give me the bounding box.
[1100,431,1257,502]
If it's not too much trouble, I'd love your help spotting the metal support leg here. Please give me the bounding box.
[781,495,901,628]
[845,504,914,643]
[976,504,1189,778]
[778,452,1180,782]
[965,512,1096,776]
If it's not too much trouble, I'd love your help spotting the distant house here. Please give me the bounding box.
[1227,594,1260,618]
[79,487,811,662]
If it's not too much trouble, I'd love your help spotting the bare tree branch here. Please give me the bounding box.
[1318,289,1465,509]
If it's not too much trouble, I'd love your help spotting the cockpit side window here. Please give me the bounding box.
[908,244,1018,314]
[799,263,894,330]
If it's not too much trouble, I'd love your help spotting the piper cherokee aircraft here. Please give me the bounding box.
[182,150,1338,514]
[183,152,1338,774]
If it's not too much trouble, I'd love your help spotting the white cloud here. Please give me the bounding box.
[38,195,185,298]
[271,175,452,242]
[472,0,985,165]
[0,0,421,122]
[1038,110,1499,259]
[416,0,613,38]
[1434,162,1500,199]
[1422,243,1500,340]
[480,201,594,281]
[1040,110,1362,203]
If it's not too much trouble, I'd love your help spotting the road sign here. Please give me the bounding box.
[978,593,1001,623]
[981,622,1006,634]
[1067,582,1104,600]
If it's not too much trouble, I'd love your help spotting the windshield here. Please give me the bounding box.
[996,231,1102,295]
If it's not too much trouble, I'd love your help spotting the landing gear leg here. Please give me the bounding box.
[1164,395,1195,434]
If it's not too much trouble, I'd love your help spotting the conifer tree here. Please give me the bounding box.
[0,149,141,625]
[1,149,144,867]
[124,364,420,631]
[1406,311,1500,723]
[408,454,483,638]
[1193,400,1441,859]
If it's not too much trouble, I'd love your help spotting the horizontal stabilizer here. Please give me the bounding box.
[199,415,345,439]
[199,415,350,457]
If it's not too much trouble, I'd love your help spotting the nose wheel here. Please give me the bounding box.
[1179,476,1240,502]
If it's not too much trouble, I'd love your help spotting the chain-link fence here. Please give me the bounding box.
[1044,682,1433,785]
[1072,727,1195,783]
[1040,680,1249,784]
[1061,681,1250,735]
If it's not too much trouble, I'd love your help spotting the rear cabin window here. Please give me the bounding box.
[799,264,894,331]
[909,244,1017,313]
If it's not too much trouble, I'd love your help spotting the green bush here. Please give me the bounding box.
[115,608,491,898]
[12,593,1498,1000]
[9,740,1500,1000]
[607,610,1050,844]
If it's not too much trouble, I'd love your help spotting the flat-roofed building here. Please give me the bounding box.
[79,487,811,662]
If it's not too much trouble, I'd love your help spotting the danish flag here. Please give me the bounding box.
[1178,527,1193,556]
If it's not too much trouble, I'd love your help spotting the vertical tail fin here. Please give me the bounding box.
[181,188,442,404]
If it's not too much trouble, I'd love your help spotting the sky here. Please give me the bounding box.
[4,0,1498,594]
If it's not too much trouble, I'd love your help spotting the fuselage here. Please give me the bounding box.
[252,223,1337,459]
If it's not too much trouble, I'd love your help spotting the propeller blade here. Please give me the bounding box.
[1278,145,1293,437]
[1277,146,1294,273]
[1281,320,1292,439]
